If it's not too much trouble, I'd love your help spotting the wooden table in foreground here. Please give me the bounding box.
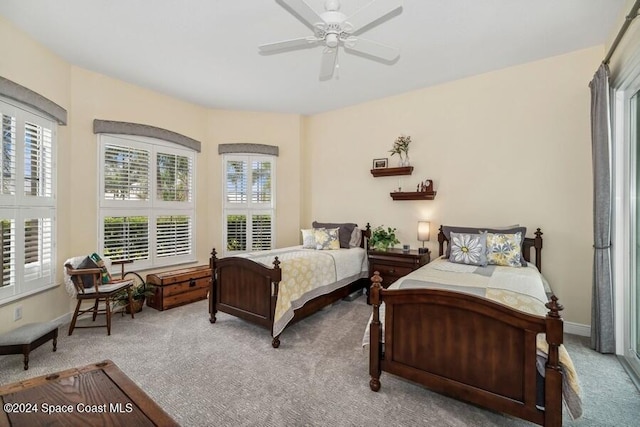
[0,359,178,427]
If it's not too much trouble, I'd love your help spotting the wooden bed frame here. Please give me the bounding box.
[369,227,566,427]
[209,225,371,348]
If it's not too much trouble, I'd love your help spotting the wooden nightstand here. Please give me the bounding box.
[367,248,430,303]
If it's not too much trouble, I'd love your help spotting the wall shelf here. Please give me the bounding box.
[370,166,413,177]
[390,191,437,201]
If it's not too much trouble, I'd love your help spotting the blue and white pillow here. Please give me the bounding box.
[485,232,522,267]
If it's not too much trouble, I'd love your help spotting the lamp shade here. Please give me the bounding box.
[417,221,430,242]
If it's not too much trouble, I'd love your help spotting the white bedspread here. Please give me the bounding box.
[239,246,368,336]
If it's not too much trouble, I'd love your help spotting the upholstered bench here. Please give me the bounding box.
[0,322,58,370]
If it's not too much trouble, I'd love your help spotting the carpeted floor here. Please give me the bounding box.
[1,295,639,426]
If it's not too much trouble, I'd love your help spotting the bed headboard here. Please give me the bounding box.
[437,226,544,272]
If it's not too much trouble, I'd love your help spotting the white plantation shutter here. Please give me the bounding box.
[23,121,52,198]
[223,154,275,255]
[99,134,195,269]
[251,213,272,251]
[104,144,150,201]
[226,214,247,251]
[226,160,247,203]
[0,98,57,302]
[23,214,53,285]
[157,153,191,202]
[1,113,16,196]
[103,215,150,262]
[156,215,191,258]
[0,218,15,289]
[251,160,272,204]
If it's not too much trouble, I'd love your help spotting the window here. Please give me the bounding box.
[613,67,640,384]
[223,154,275,254]
[99,134,195,270]
[0,98,56,303]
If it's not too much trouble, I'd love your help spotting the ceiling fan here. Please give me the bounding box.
[259,0,403,80]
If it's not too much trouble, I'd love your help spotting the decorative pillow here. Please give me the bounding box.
[349,227,362,248]
[89,252,111,283]
[442,225,527,266]
[77,256,99,288]
[301,228,321,249]
[313,228,340,250]
[448,232,487,266]
[312,221,357,249]
[485,232,523,267]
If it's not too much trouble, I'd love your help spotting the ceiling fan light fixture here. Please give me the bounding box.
[326,33,339,48]
[325,0,340,12]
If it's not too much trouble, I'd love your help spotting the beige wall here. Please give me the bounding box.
[204,110,303,250]
[0,16,303,333]
[0,14,602,332]
[304,46,602,326]
[0,16,72,333]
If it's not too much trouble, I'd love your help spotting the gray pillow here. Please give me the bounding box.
[442,225,528,266]
[77,256,99,288]
[312,222,357,249]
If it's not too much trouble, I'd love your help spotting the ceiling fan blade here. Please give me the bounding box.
[319,48,338,80]
[277,0,325,30]
[344,37,400,61]
[345,0,402,33]
[259,37,319,53]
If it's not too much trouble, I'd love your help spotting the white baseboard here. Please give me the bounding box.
[564,321,590,337]
[53,312,72,328]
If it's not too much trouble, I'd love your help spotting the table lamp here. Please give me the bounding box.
[417,221,430,254]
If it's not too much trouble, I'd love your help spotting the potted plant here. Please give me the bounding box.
[114,282,155,314]
[389,134,411,167]
[369,225,400,251]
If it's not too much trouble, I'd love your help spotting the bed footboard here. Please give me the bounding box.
[369,276,564,427]
[210,249,282,345]
[209,231,370,348]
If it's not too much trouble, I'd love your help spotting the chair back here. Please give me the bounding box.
[64,263,102,295]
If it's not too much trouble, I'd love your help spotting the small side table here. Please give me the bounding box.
[367,248,430,303]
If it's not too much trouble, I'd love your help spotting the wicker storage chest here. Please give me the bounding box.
[146,265,211,311]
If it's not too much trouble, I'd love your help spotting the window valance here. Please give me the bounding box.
[218,143,279,156]
[93,119,201,152]
[0,76,67,125]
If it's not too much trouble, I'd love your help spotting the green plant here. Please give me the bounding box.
[370,226,400,251]
[114,282,155,312]
[389,135,411,157]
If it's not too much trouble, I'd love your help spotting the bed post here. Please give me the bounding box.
[544,295,564,427]
[363,223,372,249]
[369,272,383,392]
[438,225,446,257]
[271,257,282,348]
[534,228,543,272]
[209,248,218,324]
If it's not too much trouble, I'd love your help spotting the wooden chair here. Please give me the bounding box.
[64,262,134,336]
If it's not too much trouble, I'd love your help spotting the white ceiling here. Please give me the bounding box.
[0,0,626,115]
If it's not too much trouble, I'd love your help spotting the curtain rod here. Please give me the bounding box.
[603,0,640,64]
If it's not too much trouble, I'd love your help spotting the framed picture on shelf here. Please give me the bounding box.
[373,158,388,169]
